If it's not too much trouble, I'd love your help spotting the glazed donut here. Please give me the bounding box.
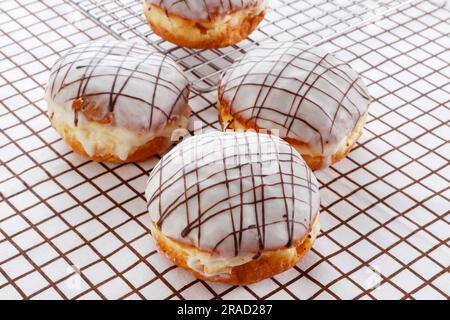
[146,131,321,285]
[218,42,371,170]
[45,41,190,163]
[143,0,268,48]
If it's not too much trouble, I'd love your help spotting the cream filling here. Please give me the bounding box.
[148,3,266,36]
[47,100,189,161]
[185,220,321,278]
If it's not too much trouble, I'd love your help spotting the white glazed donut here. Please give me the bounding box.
[45,40,190,162]
[143,0,268,48]
[146,131,320,285]
[218,41,371,170]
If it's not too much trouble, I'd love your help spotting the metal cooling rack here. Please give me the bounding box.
[70,0,418,92]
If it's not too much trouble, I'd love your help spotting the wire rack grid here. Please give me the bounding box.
[0,0,449,300]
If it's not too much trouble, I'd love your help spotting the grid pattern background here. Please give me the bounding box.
[0,0,449,300]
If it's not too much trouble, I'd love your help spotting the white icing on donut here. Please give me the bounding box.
[145,0,267,21]
[45,40,190,133]
[219,42,371,158]
[146,131,320,258]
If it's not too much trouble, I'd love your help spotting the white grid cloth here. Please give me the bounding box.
[0,0,449,300]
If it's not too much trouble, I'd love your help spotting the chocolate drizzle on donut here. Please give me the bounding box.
[219,42,371,155]
[46,41,190,132]
[146,131,320,258]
